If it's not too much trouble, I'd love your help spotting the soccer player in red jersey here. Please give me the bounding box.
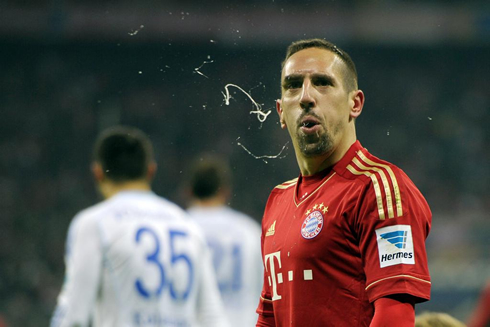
[467,280,490,327]
[255,39,432,326]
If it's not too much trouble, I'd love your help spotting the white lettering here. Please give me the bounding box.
[264,251,282,300]
[303,269,313,280]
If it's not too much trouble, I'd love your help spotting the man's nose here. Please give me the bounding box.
[300,80,315,111]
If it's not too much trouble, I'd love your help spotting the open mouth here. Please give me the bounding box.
[300,117,320,128]
[301,121,318,128]
[299,116,321,134]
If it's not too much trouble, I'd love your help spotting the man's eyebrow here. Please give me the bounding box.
[284,72,335,80]
[282,73,336,87]
[283,74,304,82]
[310,73,335,80]
[311,74,335,84]
[281,74,303,89]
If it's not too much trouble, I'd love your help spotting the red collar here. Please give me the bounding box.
[294,141,365,204]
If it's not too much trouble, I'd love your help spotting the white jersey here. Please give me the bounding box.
[51,191,229,327]
[187,206,263,327]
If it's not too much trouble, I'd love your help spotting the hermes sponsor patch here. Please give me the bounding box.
[375,225,415,268]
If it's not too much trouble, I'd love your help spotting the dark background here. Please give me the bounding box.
[1,0,489,325]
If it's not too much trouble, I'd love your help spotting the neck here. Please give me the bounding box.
[99,179,151,199]
[191,195,226,208]
[297,134,356,176]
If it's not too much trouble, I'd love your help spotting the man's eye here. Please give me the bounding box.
[285,81,302,89]
[315,78,332,86]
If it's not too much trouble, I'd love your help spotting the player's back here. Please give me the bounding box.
[187,206,263,327]
[56,190,225,327]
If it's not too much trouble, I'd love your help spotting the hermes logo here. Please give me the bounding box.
[266,220,276,237]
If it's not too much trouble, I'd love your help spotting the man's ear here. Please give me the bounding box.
[91,162,105,182]
[350,89,364,119]
[147,161,157,181]
[276,99,287,129]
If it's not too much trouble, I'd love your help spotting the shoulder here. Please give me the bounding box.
[265,177,298,201]
[262,177,298,206]
[189,206,261,237]
[224,207,261,233]
[341,148,429,220]
[260,178,298,226]
[152,197,205,233]
[341,147,419,192]
[65,200,111,252]
[273,177,298,191]
[152,195,188,219]
[70,200,111,230]
[341,148,399,182]
[153,198,209,241]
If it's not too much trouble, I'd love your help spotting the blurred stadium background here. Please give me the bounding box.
[1,0,489,325]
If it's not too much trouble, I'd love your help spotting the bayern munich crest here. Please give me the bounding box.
[301,204,327,239]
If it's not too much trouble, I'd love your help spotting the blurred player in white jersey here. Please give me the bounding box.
[185,155,263,327]
[50,126,229,327]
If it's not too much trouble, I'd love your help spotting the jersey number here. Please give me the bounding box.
[134,227,194,301]
[207,240,242,292]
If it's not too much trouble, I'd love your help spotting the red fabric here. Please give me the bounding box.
[256,141,431,327]
[256,292,275,326]
[296,167,331,203]
[256,309,275,327]
[370,296,415,327]
[467,281,490,327]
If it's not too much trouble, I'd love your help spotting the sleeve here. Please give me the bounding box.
[370,296,415,327]
[355,168,432,303]
[255,229,276,327]
[50,214,103,327]
[196,234,230,327]
[250,222,266,327]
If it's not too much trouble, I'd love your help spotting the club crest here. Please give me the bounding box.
[301,210,324,239]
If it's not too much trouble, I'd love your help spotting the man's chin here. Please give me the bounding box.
[299,144,328,157]
[294,132,332,157]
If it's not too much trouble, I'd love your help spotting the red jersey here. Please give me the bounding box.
[256,141,431,327]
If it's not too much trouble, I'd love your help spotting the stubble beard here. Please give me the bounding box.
[296,128,333,158]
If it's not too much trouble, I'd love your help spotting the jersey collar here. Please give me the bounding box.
[293,141,364,206]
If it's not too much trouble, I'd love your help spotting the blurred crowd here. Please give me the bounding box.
[1,40,489,325]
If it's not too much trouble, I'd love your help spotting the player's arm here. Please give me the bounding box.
[50,215,102,327]
[255,232,275,327]
[256,294,275,327]
[196,237,230,327]
[356,167,431,304]
[370,295,415,327]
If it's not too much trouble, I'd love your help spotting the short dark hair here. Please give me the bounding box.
[282,38,358,91]
[189,155,231,200]
[93,126,154,183]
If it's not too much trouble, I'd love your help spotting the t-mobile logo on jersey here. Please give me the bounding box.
[264,251,314,301]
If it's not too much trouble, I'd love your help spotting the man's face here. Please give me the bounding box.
[278,47,356,158]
